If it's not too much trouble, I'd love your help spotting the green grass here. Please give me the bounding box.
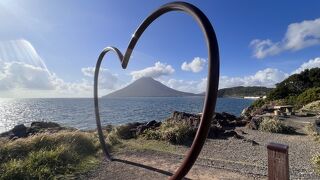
[0,131,101,179]
[140,121,196,145]
[106,121,197,146]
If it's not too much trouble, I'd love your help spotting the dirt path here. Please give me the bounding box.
[86,150,264,180]
[86,116,319,179]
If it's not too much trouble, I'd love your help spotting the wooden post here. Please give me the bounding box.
[267,142,289,180]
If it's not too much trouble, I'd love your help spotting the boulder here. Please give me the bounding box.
[30,121,60,129]
[146,120,157,127]
[11,124,28,138]
[207,125,225,138]
[169,111,201,126]
[136,124,148,135]
[246,116,263,130]
[221,112,238,120]
[28,121,62,134]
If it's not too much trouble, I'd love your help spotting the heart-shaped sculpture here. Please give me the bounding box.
[94,2,219,179]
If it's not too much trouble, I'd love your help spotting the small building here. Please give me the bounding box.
[273,105,294,116]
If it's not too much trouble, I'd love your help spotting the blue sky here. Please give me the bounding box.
[0,0,320,97]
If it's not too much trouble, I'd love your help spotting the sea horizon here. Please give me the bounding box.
[0,97,254,133]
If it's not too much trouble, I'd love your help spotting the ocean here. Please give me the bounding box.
[0,97,253,133]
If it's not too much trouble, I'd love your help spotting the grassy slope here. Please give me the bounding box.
[0,131,101,179]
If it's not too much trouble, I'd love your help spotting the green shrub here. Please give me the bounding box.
[0,131,100,179]
[2,146,78,179]
[284,96,298,106]
[106,130,121,145]
[142,129,161,140]
[259,117,295,134]
[301,100,320,112]
[159,121,196,145]
[139,121,196,145]
[296,87,320,106]
[251,99,266,109]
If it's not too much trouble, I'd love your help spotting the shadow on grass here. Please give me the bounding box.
[112,158,191,180]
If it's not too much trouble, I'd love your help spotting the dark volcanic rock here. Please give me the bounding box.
[0,121,69,140]
[0,124,28,139]
[246,117,263,130]
[146,120,157,127]
[207,125,225,138]
[169,111,201,127]
[28,121,63,135]
[127,120,162,136]
[166,111,249,139]
[31,121,60,129]
[12,124,28,138]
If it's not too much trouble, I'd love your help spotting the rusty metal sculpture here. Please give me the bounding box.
[94,1,219,179]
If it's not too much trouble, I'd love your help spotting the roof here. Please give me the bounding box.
[274,105,293,109]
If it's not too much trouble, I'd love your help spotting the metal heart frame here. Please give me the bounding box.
[94,1,220,179]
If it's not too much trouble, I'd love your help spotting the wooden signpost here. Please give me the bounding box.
[267,142,289,180]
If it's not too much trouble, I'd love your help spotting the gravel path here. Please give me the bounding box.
[87,116,320,179]
[86,150,261,180]
[199,127,320,179]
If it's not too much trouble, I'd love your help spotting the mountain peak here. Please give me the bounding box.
[135,76,155,81]
[104,77,200,98]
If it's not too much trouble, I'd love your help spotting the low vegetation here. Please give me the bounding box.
[0,131,100,179]
[267,68,320,101]
[258,117,295,134]
[217,86,273,98]
[143,121,196,145]
[301,100,320,112]
[247,68,320,114]
[105,121,196,146]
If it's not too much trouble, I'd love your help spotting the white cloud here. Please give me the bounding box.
[160,78,207,94]
[81,67,96,77]
[81,67,120,90]
[291,57,320,74]
[130,61,175,80]
[250,18,320,59]
[181,57,206,73]
[0,39,123,97]
[162,57,320,93]
[0,61,54,90]
[219,68,288,89]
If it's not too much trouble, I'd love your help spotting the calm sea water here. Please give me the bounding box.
[0,97,253,133]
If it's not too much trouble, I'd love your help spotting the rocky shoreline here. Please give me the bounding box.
[1,110,320,179]
[0,111,259,147]
[0,121,75,140]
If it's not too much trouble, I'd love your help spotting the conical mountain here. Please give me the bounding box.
[104,77,199,97]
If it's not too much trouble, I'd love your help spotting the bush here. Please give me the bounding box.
[139,121,196,145]
[0,131,100,179]
[251,99,266,109]
[296,87,320,106]
[142,129,161,140]
[312,153,320,175]
[106,130,121,145]
[159,121,196,145]
[259,117,295,134]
